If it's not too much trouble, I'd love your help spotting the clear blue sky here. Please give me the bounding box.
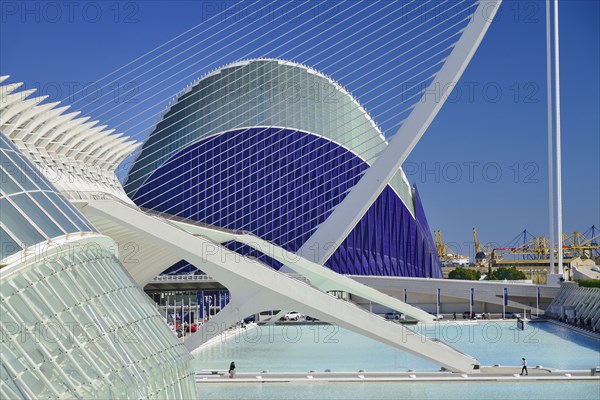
[1,1,598,258]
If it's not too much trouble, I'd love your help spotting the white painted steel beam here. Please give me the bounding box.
[171,219,435,322]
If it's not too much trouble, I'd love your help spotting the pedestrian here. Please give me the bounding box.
[520,357,528,375]
[229,361,236,378]
[453,312,457,320]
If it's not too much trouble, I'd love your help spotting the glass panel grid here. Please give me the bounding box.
[0,133,96,258]
[0,246,196,398]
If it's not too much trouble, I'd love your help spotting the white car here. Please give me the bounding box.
[429,312,444,320]
[284,312,304,321]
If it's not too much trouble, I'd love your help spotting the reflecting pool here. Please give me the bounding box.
[192,321,600,373]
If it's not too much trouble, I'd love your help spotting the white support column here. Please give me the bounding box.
[297,1,503,264]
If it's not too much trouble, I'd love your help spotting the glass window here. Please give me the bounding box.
[15,153,52,191]
[22,285,53,317]
[35,282,65,315]
[1,150,37,191]
[30,192,79,234]
[0,348,28,375]
[11,194,64,239]
[0,133,15,149]
[0,362,24,399]
[0,165,23,196]
[46,274,76,309]
[8,295,36,325]
[49,192,94,232]
[0,198,45,246]
[0,226,22,260]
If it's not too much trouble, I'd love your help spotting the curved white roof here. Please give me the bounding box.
[125,59,413,212]
[0,75,140,202]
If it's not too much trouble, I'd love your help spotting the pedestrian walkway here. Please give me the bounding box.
[196,367,600,383]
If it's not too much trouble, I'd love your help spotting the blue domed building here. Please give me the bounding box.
[125,59,441,278]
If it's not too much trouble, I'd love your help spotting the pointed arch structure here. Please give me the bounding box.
[299,0,503,263]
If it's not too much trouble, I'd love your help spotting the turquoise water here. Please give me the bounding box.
[197,382,600,400]
[192,322,600,372]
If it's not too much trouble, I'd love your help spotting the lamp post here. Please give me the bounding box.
[436,288,441,317]
[469,288,474,319]
[536,287,541,318]
[503,288,508,319]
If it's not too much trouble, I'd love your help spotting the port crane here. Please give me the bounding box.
[472,227,489,264]
[492,226,600,260]
[434,230,469,265]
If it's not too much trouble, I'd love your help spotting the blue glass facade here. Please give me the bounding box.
[130,127,442,278]
[126,59,441,278]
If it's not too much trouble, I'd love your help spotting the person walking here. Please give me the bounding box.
[520,357,528,375]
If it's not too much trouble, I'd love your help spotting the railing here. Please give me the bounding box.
[62,190,134,204]
[284,273,311,284]
[151,274,218,282]
[141,207,246,236]
[138,211,323,290]
[72,191,210,238]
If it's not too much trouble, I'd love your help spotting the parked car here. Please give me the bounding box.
[429,312,443,320]
[283,312,304,321]
[384,312,406,321]
[463,311,479,319]
[243,315,256,324]
[505,312,522,319]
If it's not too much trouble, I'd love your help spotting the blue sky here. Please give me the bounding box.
[1,0,598,258]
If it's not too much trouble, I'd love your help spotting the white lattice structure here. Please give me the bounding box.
[0,76,139,203]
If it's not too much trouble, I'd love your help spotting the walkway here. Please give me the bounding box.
[196,368,599,383]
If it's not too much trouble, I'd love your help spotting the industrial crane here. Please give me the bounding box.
[473,227,487,264]
[434,229,469,265]
[434,230,446,259]
[492,226,600,260]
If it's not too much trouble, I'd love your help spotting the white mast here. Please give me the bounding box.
[546,0,555,274]
[553,0,564,274]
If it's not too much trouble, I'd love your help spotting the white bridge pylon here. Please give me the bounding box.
[79,199,480,373]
